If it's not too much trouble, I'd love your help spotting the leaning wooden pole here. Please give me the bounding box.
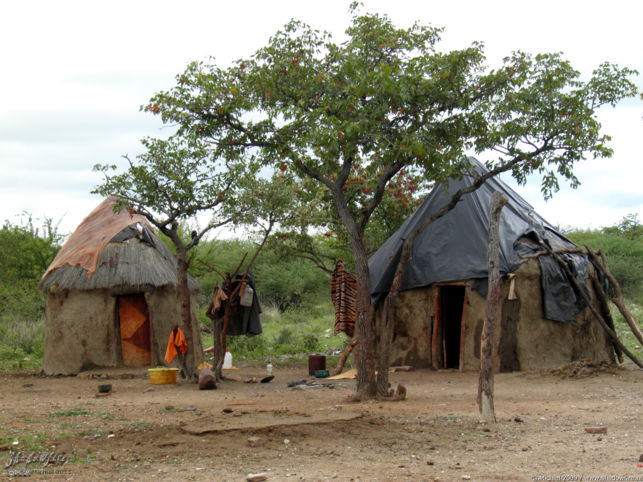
[588,275,624,362]
[540,242,643,368]
[477,192,508,424]
[333,339,358,376]
[585,246,643,347]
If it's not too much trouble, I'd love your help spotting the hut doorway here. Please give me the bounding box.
[433,285,465,370]
[117,294,151,367]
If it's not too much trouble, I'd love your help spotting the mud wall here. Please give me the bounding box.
[386,288,434,368]
[385,260,614,372]
[509,261,614,371]
[44,288,203,375]
[44,290,119,375]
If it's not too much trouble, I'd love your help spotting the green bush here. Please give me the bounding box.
[226,335,268,360]
[302,333,320,352]
[0,215,62,325]
[0,216,61,370]
[275,327,294,345]
[0,280,47,323]
[211,300,348,363]
[0,318,45,356]
[0,319,44,370]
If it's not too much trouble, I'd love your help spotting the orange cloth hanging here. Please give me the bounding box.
[164,327,188,364]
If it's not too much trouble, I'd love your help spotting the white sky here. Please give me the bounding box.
[1,0,641,236]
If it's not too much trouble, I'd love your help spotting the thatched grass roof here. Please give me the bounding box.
[39,197,199,294]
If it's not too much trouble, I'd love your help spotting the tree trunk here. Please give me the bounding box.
[176,249,198,381]
[209,316,224,381]
[352,240,377,400]
[477,192,507,424]
[376,239,411,398]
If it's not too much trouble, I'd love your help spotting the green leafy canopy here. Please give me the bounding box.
[141,8,638,250]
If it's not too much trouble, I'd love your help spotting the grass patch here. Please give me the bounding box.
[612,301,643,355]
[1,433,48,451]
[58,422,82,429]
[67,453,98,464]
[435,416,459,422]
[47,408,91,418]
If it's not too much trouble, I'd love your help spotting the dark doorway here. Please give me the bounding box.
[438,286,465,369]
[117,294,151,367]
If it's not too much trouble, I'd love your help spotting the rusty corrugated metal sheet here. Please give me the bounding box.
[42,196,154,280]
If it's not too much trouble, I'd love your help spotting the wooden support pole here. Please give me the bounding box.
[540,242,643,369]
[477,192,508,424]
[585,246,643,348]
[589,275,623,363]
[333,339,358,375]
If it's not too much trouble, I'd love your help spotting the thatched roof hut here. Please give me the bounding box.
[40,197,202,375]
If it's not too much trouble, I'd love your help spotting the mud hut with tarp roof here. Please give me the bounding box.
[368,158,616,372]
[39,197,202,375]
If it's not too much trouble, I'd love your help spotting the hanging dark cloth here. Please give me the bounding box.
[224,270,263,337]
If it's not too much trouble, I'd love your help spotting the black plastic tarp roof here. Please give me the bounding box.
[368,157,589,323]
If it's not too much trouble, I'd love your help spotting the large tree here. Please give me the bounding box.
[141,7,638,398]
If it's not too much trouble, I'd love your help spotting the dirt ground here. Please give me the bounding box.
[1,361,642,481]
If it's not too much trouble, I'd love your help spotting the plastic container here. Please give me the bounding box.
[308,354,326,376]
[148,367,179,384]
[266,364,273,375]
[223,350,233,369]
[240,285,254,307]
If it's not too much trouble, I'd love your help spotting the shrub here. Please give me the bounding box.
[0,318,44,356]
[0,319,44,370]
[226,335,268,360]
[302,333,320,352]
[275,327,294,345]
[214,300,348,363]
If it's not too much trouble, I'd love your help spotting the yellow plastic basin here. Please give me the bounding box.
[148,367,179,384]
